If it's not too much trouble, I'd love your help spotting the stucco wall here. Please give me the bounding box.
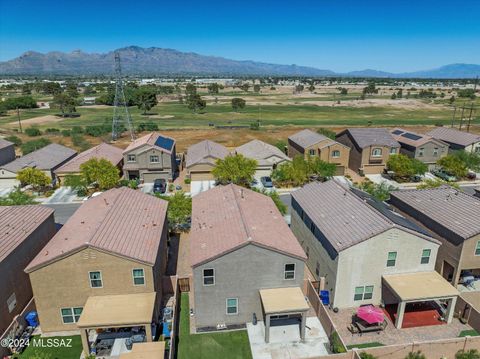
[459,234,480,275]
[123,144,177,181]
[192,244,305,329]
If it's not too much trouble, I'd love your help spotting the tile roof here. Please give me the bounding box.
[235,140,290,166]
[390,128,448,148]
[124,132,176,154]
[426,127,480,147]
[292,180,437,253]
[25,187,168,272]
[0,138,14,150]
[2,144,77,173]
[390,186,480,240]
[55,143,123,174]
[288,129,330,148]
[186,140,229,168]
[338,128,400,149]
[190,184,306,267]
[0,205,54,262]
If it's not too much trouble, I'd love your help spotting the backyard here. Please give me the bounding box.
[176,293,252,359]
[10,335,82,359]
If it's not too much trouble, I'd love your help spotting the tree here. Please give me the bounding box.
[5,135,22,146]
[212,154,257,187]
[252,188,287,215]
[156,191,192,232]
[363,82,378,95]
[0,188,37,206]
[338,87,348,95]
[207,83,220,95]
[186,94,206,112]
[185,83,197,97]
[456,349,480,359]
[134,87,158,114]
[65,81,79,98]
[253,84,261,93]
[16,167,51,189]
[358,180,395,201]
[295,84,304,93]
[53,93,76,115]
[240,83,250,92]
[231,98,246,111]
[274,140,287,152]
[317,128,336,140]
[417,178,460,190]
[64,174,88,196]
[25,127,42,137]
[21,138,51,155]
[437,154,468,178]
[308,84,315,92]
[387,154,427,180]
[79,158,120,190]
[307,157,337,179]
[451,150,480,172]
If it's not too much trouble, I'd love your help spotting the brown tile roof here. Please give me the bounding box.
[190,184,306,267]
[288,129,330,148]
[186,140,229,168]
[0,138,14,150]
[338,128,400,149]
[55,143,123,174]
[292,180,438,253]
[235,140,290,166]
[2,144,77,173]
[426,127,480,147]
[390,186,480,240]
[25,187,168,272]
[0,205,54,262]
[124,132,176,154]
[390,128,448,148]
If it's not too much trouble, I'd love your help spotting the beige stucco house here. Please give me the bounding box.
[336,128,400,175]
[288,129,350,175]
[426,127,480,154]
[122,132,177,183]
[185,140,229,182]
[290,180,458,328]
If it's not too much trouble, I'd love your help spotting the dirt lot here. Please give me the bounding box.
[6,114,64,127]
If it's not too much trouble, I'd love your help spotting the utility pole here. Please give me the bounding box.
[466,103,474,132]
[112,51,135,141]
[451,106,456,128]
[16,107,22,133]
[459,104,465,130]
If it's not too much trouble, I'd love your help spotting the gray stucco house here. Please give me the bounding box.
[0,139,15,168]
[122,132,178,183]
[190,184,307,333]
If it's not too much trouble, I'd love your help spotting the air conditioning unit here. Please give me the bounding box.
[216,323,227,330]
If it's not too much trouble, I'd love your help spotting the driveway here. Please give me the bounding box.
[43,187,80,204]
[44,203,82,225]
[366,174,400,189]
[0,187,13,197]
[190,180,215,196]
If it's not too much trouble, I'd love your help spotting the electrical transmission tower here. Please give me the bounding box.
[112,51,135,141]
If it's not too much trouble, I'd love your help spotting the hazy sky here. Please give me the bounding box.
[1,0,479,72]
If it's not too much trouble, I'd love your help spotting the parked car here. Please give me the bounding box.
[260,176,273,188]
[467,171,477,180]
[83,191,103,202]
[153,179,167,193]
[432,169,457,182]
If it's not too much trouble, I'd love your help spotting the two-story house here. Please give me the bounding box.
[390,128,449,169]
[390,187,480,290]
[122,132,178,183]
[288,129,350,175]
[336,128,400,175]
[25,188,168,354]
[190,184,308,338]
[291,180,458,328]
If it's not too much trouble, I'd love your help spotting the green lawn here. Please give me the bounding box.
[346,342,385,349]
[177,293,252,359]
[459,329,480,337]
[11,335,82,359]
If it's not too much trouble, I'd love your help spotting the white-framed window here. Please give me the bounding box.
[475,241,480,256]
[354,286,374,301]
[7,293,17,313]
[418,148,425,157]
[387,251,397,267]
[332,150,340,158]
[89,271,103,288]
[309,149,316,156]
[203,268,215,286]
[390,147,397,155]
[421,249,431,264]
[150,155,159,163]
[226,298,238,315]
[61,307,83,324]
[284,263,295,280]
[133,268,145,286]
[433,148,439,156]
[127,154,136,162]
[372,148,382,157]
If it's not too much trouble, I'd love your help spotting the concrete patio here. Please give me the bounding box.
[247,316,329,359]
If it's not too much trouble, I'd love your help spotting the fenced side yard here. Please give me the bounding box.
[176,293,252,359]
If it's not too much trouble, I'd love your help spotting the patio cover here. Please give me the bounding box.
[383,271,459,301]
[260,287,310,314]
[77,292,156,328]
[119,342,165,358]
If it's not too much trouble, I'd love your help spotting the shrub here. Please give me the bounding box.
[168,183,175,192]
[455,349,480,359]
[317,127,336,140]
[5,135,22,146]
[85,124,110,137]
[25,127,42,137]
[21,138,51,155]
[45,128,60,134]
[71,126,84,134]
[330,331,346,353]
[61,129,71,137]
[71,134,90,151]
[405,351,426,359]
[184,178,191,184]
[137,122,159,132]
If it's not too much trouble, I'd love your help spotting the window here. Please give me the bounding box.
[150,155,159,163]
[354,286,374,301]
[133,269,145,286]
[433,148,439,156]
[127,154,136,162]
[309,149,316,156]
[332,150,340,158]
[421,249,431,264]
[284,263,295,280]
[7,293,16,313]
[418,148,425,157]
[226,298,238,315]
[203,269,215,286]
[372,148,382,157]
[61,307,83,324]
[89,271,103,288]
[387,252,397,267]
[475,241,480,256]
[390,148,397,155]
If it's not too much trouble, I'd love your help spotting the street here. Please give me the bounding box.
[44,203,82,225]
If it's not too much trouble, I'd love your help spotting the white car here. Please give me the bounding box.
[83,191,103,201]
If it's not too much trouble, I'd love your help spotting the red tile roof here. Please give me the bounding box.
[123,132,175,154]
[190,184,306,267]
[55,143,123,174]
[25,187,168,272]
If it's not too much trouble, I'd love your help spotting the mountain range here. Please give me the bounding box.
[0,46,479,78]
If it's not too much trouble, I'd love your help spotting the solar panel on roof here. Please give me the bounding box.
[155,136,174,151]
[401,132,422,141]
[392,130,404,135]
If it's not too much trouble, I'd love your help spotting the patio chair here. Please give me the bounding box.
[348,323,359,335]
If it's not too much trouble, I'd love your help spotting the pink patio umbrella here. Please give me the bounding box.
[356,305,384,324]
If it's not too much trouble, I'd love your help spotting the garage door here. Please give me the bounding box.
[335,166,345,176]
[254,168,272,180]
[0,178,19,188]
[143,172,169,183]
[191,171,214,181]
